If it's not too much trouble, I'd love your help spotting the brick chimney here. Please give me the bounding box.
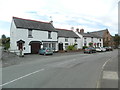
[80,29,84,33]
[76,28,79,32]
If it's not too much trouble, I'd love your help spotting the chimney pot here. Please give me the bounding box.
[80,29,84,33]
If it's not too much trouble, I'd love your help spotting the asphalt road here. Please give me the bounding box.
[1,50,118,88]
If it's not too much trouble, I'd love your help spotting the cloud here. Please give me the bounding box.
[0,0,118,37]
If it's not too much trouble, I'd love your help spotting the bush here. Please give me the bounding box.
[67,45,77,50]
[82,46,88,49]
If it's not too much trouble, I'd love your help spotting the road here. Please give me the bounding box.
[1,50,118,88]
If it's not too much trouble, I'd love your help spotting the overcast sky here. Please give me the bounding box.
[0,0,119,37]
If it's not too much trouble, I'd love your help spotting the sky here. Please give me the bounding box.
[0,0,119,37]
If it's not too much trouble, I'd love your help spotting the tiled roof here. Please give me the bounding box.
[13,17,56,32]
[56,28,80,38]
[90,29,108,37]
[79,32,102,38]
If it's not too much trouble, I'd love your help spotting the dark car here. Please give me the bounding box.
[105,47,113,51]
[84,47,96,54]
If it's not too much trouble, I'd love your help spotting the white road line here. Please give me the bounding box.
[0,68,45,87]
[96,58,112,88]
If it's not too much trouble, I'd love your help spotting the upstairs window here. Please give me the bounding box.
[65,38,68,42]
[75,38,77,42]
[91,37,93,42]
[99,39,101,42]
[28,29,33,38]
[48,31,52,39]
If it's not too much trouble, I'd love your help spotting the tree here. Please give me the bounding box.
[113,34,120,48]
[89,42,93,47]
[1,34,10,50]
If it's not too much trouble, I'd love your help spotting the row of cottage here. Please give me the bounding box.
[10,17,112,54]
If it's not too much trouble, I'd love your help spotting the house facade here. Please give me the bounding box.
[56,28,82,50]
[74,29,103,48]
[90,29,113,47]
[10,17,58,54]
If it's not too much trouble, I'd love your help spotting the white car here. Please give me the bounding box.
[96,47,106,52]
[101,47,106,52]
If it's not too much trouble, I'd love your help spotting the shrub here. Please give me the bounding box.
[82,46,88,49]
[67,44,77,50]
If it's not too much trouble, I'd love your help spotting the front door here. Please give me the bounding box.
[31,43,41,54]
[18,43,23,50]
[59,43,63,50]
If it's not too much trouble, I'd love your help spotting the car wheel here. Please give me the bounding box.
[44,53,46,55]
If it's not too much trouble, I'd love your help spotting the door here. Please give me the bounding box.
[59,43,63,50]
[18,43,23,50]
[31,43,41,54]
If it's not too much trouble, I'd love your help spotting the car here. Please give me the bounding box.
[104,47,113,51]
[101,47,106,52]
[39,47,53,55]
[96,47,102,52]
[84,47,96,54]
[96,47,106,52]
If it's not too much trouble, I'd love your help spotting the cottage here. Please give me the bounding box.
[74,29,103,48]
[10,17,58,54]
[90,29,113,47]
[56,28,82,50]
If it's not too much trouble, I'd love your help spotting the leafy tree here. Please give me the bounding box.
[89,42,93,47]
[113,34,120,48]
[1,34,10,50]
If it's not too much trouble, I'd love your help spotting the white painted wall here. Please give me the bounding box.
[10,20,58,54]
[74,31,103,48]
[58,37,82,50]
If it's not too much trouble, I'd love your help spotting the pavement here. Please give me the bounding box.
[1,49,119,88]
[97,49,118,88]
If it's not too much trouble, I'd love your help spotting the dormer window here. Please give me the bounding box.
[28,29,33,38]
[48,31,52,39]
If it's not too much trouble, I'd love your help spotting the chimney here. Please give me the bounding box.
[50,20,53,25]
[80,29,84,33]
[76,28,79,32]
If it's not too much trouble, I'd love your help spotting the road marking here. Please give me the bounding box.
[103,71,118,80]
[0,68,45,87]
[96,58,112,88]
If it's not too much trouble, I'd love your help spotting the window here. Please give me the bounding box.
[84,43,87,46]
[65,38,68,42]
[99,39,101,42]
[75,38,77,42]
[43,43,48,48]
[28,29,33,38]
[65,43,69,49]
[91,37,93,42]
[52,43,56,51]
[48,31,52,39]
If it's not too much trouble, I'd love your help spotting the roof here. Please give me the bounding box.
[90,29,108,37]
[13,17,56,32]
[79,32,102,38]
[56,28,80,38]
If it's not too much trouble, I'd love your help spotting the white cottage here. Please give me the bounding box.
[56,28,82,50]
[10,17,58,54]
[74,29,103,48]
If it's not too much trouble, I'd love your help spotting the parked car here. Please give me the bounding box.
[39,47,53,55]
[105,47,113,51]
[96,47,102,52]
[101,47,106,52]
[96,47,106,52]
[84,47,96,54]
